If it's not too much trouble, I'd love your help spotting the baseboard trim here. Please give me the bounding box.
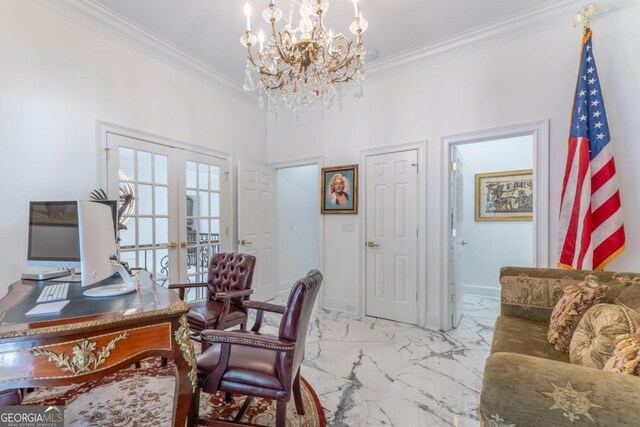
[322,297,357,314]
[463,284,500,299]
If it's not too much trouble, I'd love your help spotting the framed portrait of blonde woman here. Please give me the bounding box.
[321,164,358,214]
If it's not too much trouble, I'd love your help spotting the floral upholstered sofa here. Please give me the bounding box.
[479,266,640,427]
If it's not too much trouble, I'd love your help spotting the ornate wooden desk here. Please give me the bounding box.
[0,275,196,426]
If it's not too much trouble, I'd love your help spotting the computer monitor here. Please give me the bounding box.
[27,201,81,269]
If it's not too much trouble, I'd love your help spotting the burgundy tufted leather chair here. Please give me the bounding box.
[169,253,256,351]
[189,270,323,427]
[0,389,23,406]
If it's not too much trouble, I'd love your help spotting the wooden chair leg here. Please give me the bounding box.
[160,357,168,367]
[240,322,246,331]
[134,361,141,369]
[225,392,233,403]
[188,387,201,427]
[276,400,287,427]
[293,369,305,416]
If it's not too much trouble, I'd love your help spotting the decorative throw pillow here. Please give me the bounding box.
[569,304,640,369]
[547,275,609,352]
[603,332,640,375]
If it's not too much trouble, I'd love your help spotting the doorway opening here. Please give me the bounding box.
[442,121,549,330]
[274,163,320,298]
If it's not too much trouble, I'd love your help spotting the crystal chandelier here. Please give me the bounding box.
[240,0,368,115]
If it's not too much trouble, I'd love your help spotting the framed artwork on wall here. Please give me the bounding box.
[475,169,533,221]
[321,164,358,214]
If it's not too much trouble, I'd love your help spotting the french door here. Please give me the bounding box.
[105,132,229,299]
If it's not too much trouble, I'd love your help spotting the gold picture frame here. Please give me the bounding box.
[475,169,533,221]
[321,164,358,214]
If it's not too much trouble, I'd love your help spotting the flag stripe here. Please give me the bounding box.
[591,158,616,194]
[592,191,621,229]
[593,226,625,269]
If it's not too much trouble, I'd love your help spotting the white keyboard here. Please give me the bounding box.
[36,282,69,304]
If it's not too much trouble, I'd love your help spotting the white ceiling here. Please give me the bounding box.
[92,0,563,85]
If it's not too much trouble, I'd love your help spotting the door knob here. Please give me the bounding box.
[367,241,380,248]
[167,242,179,250]
[459,240,468,246]
[238,240,253,246]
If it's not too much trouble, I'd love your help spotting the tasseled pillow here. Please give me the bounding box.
[547,275,610,352]
[603,333,640,375]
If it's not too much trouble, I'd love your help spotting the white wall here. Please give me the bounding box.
[275,165,319,295]
[457,136,534,298]
[0,1,268,296]
[267,4,640,328]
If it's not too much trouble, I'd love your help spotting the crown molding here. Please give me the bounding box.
[32,0,248,98]
[33,0,638,92]
[366,0,638,83]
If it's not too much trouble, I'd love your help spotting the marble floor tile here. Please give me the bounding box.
[253,294,500,426]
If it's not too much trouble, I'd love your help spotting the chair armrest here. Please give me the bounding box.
[200,330,295,352]
[480,352,640,426]
[214,289,254,299]
[168,282,208,289]
[168,282,208,301]
[243,301,287,332]
[243,300,286,314]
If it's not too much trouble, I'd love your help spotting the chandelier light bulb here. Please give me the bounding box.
[353,0,360,18]
[244,3,251,31]
[258,30,265,52]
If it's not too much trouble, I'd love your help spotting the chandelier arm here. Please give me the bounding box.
[326,42,354,73]
[274,22,297,66]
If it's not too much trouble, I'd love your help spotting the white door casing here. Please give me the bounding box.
[365,150,419,324]
[450,147,465,328]
[238,162,277,302]
[440,120,549,330]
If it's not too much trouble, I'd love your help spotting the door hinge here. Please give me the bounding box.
[225,227,229,236]
[104,147,111,161]
[416,291,418,302]
[450,293,458,303]
[411,163,418,173]
[416,228,418,238]
[224,171,230,181]
[451,161,457,171]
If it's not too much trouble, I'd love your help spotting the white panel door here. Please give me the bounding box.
[238,162,276,302]
[365,150,418,324]
[450,147,465,327]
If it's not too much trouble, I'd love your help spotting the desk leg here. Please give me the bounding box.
[174,315,197,427]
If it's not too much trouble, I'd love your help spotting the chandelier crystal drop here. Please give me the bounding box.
[240,0,368,116]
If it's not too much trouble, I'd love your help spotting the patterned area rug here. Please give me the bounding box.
[23,357,326,427]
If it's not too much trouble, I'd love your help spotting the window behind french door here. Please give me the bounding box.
[105,132,229,301]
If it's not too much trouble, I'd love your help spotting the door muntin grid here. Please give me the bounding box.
[118,146,172,285]
[184,160,221,301]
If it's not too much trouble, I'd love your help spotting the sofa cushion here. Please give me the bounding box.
[491,316,569,363]
[569,303,638,369]
[616,284,640,311]
[547,275,609,352]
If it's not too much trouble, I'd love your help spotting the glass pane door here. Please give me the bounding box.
[179,151,229,301]
[106,133,179,286]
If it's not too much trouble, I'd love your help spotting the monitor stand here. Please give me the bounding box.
[83,263,138,298]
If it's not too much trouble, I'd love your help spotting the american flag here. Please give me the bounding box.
[558,30,625,270]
